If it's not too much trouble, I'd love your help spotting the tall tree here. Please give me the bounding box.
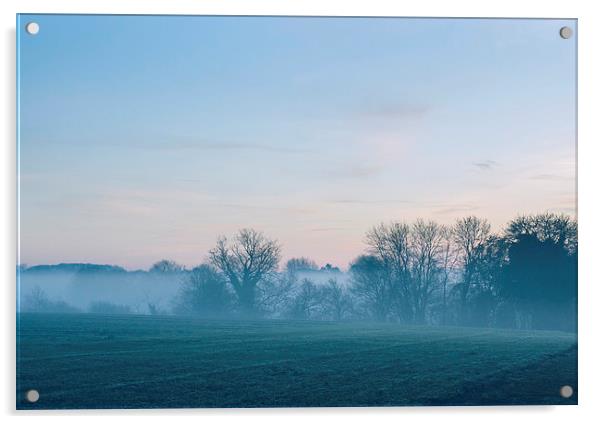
[254,272,296,317]
[175,264,232,317]
[470,235,508,326]
[350,255,390,321]
[501,214,577,331]
[410,220,444,324]
[452,216,491,324]
[322,279,354,321]
[287,279,323,320]
[506,213,577,253]
[438,226,458,325]
[365,222,412,323]
[209,229,281,316]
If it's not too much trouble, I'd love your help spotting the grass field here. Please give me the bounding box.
[16,313,577,409]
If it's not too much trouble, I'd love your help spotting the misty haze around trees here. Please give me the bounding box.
[18,213,577,332]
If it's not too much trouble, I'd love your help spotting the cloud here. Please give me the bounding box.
[215,203,315,215]
[355,102,429,120]
[529,173,573,182]
[473,160,499,171]
[328,199,411,205]
[550,206,576,214]
[308,227,348,232]
[434,205,480,215]
[326,164,384,179]
[176,178,203,183]
[327,200,479,217]
[146,140,309,154]
[408,201,480,215]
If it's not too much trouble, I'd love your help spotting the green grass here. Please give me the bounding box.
[16,313,577,409]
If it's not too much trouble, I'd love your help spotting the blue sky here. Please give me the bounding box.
[18,15,577,269]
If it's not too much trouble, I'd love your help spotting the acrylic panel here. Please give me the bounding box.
[16,15,577,409]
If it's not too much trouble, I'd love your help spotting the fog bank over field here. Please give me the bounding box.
[18,214,577,332]
[19,264,185,314]
[18,261,349,315]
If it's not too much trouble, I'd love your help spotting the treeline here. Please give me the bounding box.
[173,213,576,332]
[19,213,577,332]
[19,262,188,315]
[21,287,135,315]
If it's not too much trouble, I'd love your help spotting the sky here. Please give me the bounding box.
[18,15,577,270]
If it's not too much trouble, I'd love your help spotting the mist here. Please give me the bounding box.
[18,263,185,315]
[17,261,351,317]
[17,213,577,333]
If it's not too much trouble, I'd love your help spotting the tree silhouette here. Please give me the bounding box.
[365,222,412,322]
[287,279,323,320]
[438,226,458,325]
[175,264,232,317]
[453,216,491,325]
[286,258,319,275]
[350,255,391,321]
[149,259,185,274]
[500,214,577,330]
[322,279,353,321]
[410,220,445,324]
[209,229,281,316]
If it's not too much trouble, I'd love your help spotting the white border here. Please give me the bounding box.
[2,1,601,423]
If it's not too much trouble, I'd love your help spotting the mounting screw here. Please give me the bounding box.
[560,385,574,398]
[25,22,40,35]
[26,389,39,403]
[559,26,573,39]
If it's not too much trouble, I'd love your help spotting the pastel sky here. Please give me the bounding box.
[18,15,577,270]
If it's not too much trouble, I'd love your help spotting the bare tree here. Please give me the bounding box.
[285,257,319,276]
[209,229,281,316]
[287,279,324,320]
[410,219,444,324]
[21,286,79,313]
[22,286,50,312]
[322,279,353,321]
[350,255,390,321]
[438,226,458,325]
[365,222,412,323]
[506,213,577,253]
[149,259,185,274]
[453,216,491,324]
[174,264,232,317]
[255,273,296,317]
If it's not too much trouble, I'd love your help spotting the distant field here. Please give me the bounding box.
[16,313,577,409]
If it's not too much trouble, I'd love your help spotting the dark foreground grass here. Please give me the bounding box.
[16,313,577,409]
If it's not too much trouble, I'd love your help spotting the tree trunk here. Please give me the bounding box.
[442,281,447,326]
[237,283,257,317]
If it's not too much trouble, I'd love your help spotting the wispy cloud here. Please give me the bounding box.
[550,206,576,214]
[146,140,309,154]
[327,200,479,215]
[434,205,480,215]
[529,173,573,182]
[308,227,348,232]
[355,101,429,120]
[473,160,499,171]
[215,203,315,215]
[326,164,384,179]
[328,199,410,205]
